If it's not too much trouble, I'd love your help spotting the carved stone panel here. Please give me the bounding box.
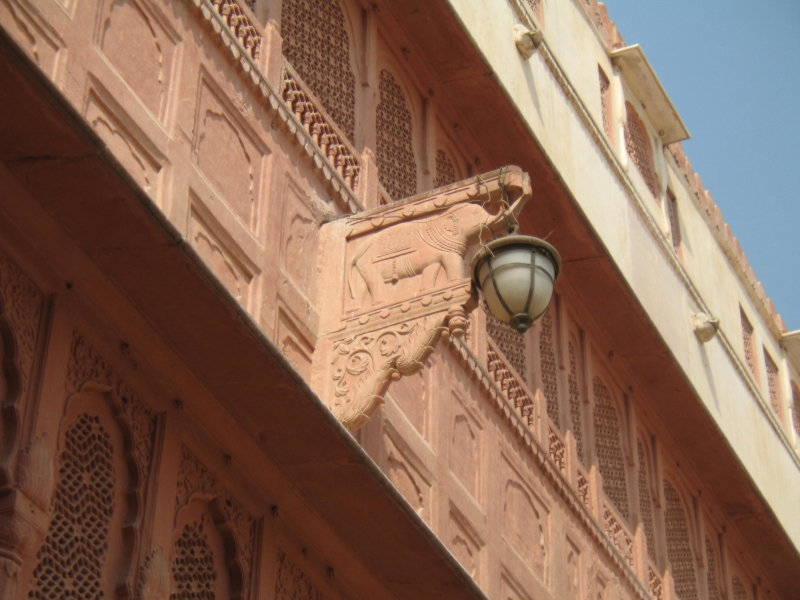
[189,204,255,307]
[500,572,530,600]
[194,79,266,232]
[65,333,156,483]
[501,457,548,583]
[1,0,63,79]
[98,0,177,120]
[315,168,530,430]
[171,500,232,600]
[389,369,427,436]
[0,247,44,401]
[87,93,162,197]
[447,509,480,579]
[275,549,322,600]
[566,538,580,600]
[281,181,320,301]
[344,202,490,312]
[384,435,427,517]
[450,394,480,500]
[277,309,314,379]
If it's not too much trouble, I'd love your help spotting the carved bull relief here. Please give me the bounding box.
[348,203,498,306]
[314,167,531,431]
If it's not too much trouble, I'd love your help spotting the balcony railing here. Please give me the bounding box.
[281,61,361,192]
[603,500,635,569]
[487,340,536,427]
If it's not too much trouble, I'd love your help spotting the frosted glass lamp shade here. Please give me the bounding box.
[471,235,562,333]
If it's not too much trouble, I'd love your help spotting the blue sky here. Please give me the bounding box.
[604,1,800,332]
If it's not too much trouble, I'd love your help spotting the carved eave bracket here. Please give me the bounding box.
[313,167,531,431]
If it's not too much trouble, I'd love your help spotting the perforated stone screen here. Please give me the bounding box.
[664,480,698,600]
[732,576,748,600]
[741,311,756,378]
[568,341,584,464]
[592,376,628,519]
[435,149,457,188]
[172,521,218,600]
[764,349,781,416]
[281,0,356,142]
[31,414,116,600]
[599,68,612,139]
[705,537,721,600]
[637,440,657,562]
[376,69,417,202]
[484,299,527,380]
[540,308,559,428]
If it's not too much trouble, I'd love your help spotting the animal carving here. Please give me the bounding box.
[348,203,502,305]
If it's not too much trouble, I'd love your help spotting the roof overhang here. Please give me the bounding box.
[611,44,691,144]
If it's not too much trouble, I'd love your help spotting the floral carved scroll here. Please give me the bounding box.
[330,307,469,430]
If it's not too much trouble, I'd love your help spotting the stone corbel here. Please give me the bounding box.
[314,167,531,431]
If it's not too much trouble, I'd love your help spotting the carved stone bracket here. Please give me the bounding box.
[331,305,470,430]
[315,167,531,430]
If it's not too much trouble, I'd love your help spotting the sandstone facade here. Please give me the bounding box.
[0,0,796,599]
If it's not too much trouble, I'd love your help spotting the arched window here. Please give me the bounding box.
[281,0,356,142]
[763,349,781,418]
[30,395,139,600]
[636,438,656,562]
[592,376,628,518]
[740,310,757,379]
[173,448,256,599]
[376,69,417,201]
[599,67,612,139]
[663,479,698,600]
[624,101,659,198]
[172,501,232,600]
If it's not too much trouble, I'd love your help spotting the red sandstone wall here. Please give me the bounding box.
[0,0,791,598]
